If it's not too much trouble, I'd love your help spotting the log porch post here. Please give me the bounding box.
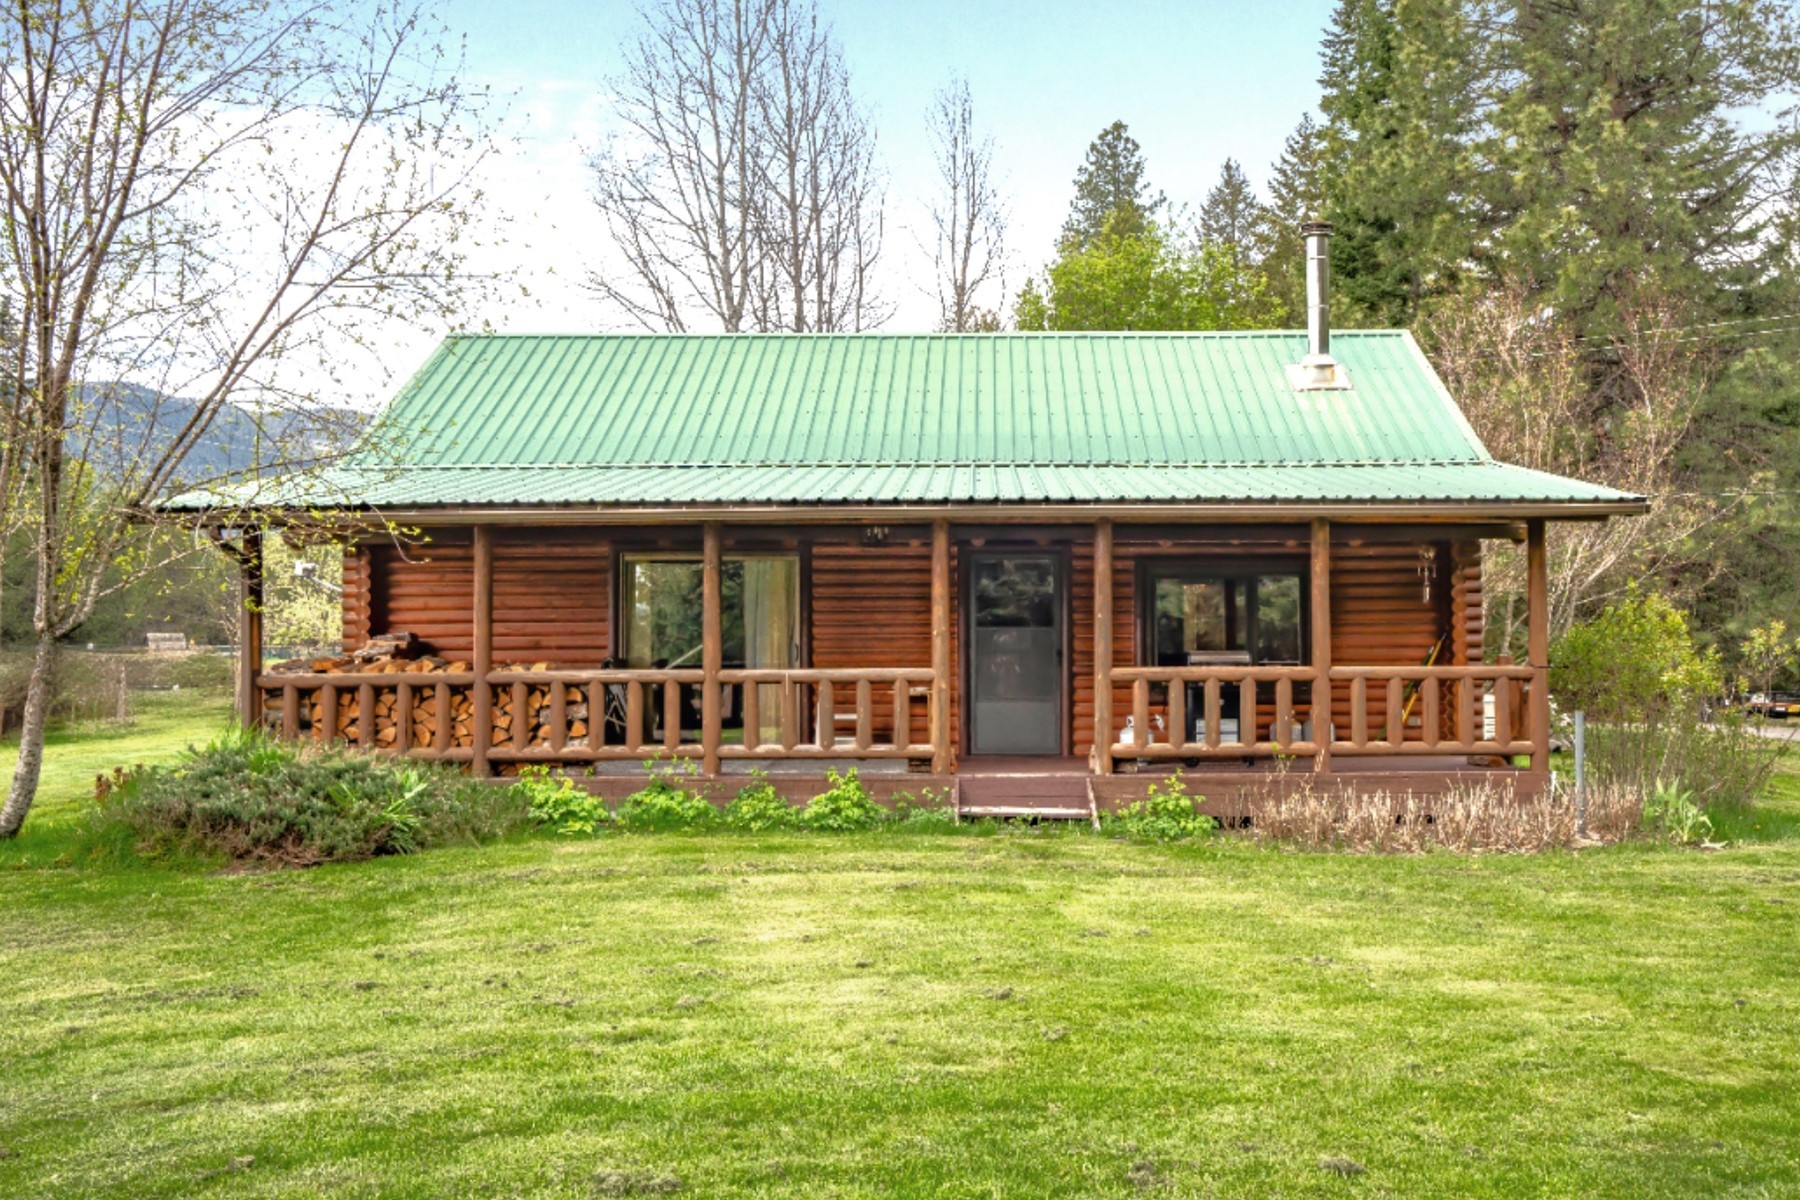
[1093,518,1114,775]
[1310,518,1332,773]
[702,522,723,775]
[930,518,951,775]
[1526,518,1550,773]
[235,528,264,729]
[472,525,494,777]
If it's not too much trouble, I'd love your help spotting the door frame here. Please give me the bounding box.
[959,544,1072,757]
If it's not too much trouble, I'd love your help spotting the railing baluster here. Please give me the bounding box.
[1493,675,1511,752]
[893,680,910,751]
[1133,679,1150,749]
[817,678,835,750]
[1385,677,1404,749]
[625,681,643,752]
[319,683,338,743]
[396,683,413,753]
[1275,677,1293,749]
[855,679,872,750]
[664,679,681,751]
[1421,678,1439,749]
[1238,678,1255,747]
[742,678,760,750]
[588,680,604,749]
[780,677,798,751]
[1204,678,1221,748]
[282,684,299,740]
[1168,678,1187,751]
[550,681,567,753]
[1351,677,1368,747]
[434,681,451,753]
[1457,677,1475,748]
[356,683,374,747]
[511,680,529,749]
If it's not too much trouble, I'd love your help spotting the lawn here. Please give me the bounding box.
[2,700,1799,1198]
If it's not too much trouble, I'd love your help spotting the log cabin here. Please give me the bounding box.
[174,225,1645,817]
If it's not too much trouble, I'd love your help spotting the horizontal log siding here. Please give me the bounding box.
[367,534,475,658]
[810,540,952,749]
[1329,540,1452,742]
[1072,536,1137,759]
[341,546,372,650]
[492,528,611,665]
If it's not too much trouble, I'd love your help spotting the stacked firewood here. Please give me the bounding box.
[490,676,592,748]
[264,637,606,752]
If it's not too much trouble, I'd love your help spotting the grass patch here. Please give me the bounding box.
[0,704,1797,1195]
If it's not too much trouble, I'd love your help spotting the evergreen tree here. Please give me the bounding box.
[1059,120,1165,251]
[1258,114,1327,324]
[1316,0,1480,325]
[1197,158,1265,267]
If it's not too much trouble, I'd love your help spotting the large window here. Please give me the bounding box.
[620,554,799,744]
[1145,566,1305,667]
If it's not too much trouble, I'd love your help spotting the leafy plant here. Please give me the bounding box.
[1642,779,1715,845]
[799,768,883,831]
[515,765,612,836]
[1103,772,1217,841]
[91,727,527,866]
[722,771,798,831]
[888,787,958,830]
[617,757,715,832]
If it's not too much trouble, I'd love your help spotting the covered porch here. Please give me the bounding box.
[231,511,1554,806]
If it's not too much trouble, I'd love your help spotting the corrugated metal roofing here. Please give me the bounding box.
[186,460,1634,508]
[166,331,1644,511]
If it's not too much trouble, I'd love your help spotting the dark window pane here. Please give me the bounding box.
[973,558,1056,628]
[1255,575,1303,663]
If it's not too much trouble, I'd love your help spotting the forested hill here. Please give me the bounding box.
[75,382,361,483]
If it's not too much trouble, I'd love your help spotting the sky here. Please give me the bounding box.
[354,0,1342,396]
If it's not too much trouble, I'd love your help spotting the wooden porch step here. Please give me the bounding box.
[957,804,1093,821]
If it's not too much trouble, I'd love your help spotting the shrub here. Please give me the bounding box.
[1642,780,1715,845]
[888,787,959,830]
[799,768,883,831]
[616,758,715,832]
[516,766,612,836]
[722,771,798,831]
[1103,772,1217,841]
[92,727,527,866]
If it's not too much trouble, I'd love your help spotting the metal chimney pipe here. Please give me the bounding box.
[1302,219,1333,362]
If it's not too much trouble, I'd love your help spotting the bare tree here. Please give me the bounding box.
[1425,279,1727,647]
[589,0,886,332]
[0,0,489,837]
[923,75,1006,333]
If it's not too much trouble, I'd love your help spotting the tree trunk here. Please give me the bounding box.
[0,633,57,838]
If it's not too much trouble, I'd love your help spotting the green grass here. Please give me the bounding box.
[2,703,1799,1197]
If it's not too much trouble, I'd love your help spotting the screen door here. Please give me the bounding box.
[968,554,1064,755]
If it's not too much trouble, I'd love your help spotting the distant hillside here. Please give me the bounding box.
[75,382,363,483]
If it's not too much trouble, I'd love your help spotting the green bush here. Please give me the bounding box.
[799,768,883,831]
[1103,773,1217,841]
[516,766,612,836]
[93,727,528,865]
[1642,780,1715,844]
[1551,587,1722,722]
[888,788,959,831]
[722,771,798,831]
[617,758,716,831]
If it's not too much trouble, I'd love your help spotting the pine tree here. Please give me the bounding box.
[1257,114,1327,324]
[1316,0,1479,325]
[1197,159,1265,267]
[1059,120,1165,251]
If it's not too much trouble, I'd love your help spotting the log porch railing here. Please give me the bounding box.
[256,665,941,767]
[1106,662,1543,761]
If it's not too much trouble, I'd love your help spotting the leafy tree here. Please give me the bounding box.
[1015,214,1276,332]
[1058,121,1165,251]
[1551,587,1722,722]
[1197,159,1266,268]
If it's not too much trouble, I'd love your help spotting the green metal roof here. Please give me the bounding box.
[168,331,1644,513]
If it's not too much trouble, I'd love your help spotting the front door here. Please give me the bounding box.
[968,554,1064,755]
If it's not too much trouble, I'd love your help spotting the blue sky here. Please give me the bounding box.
[404,0,1339,345]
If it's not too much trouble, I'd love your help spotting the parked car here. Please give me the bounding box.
[1746,692,1800,719]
